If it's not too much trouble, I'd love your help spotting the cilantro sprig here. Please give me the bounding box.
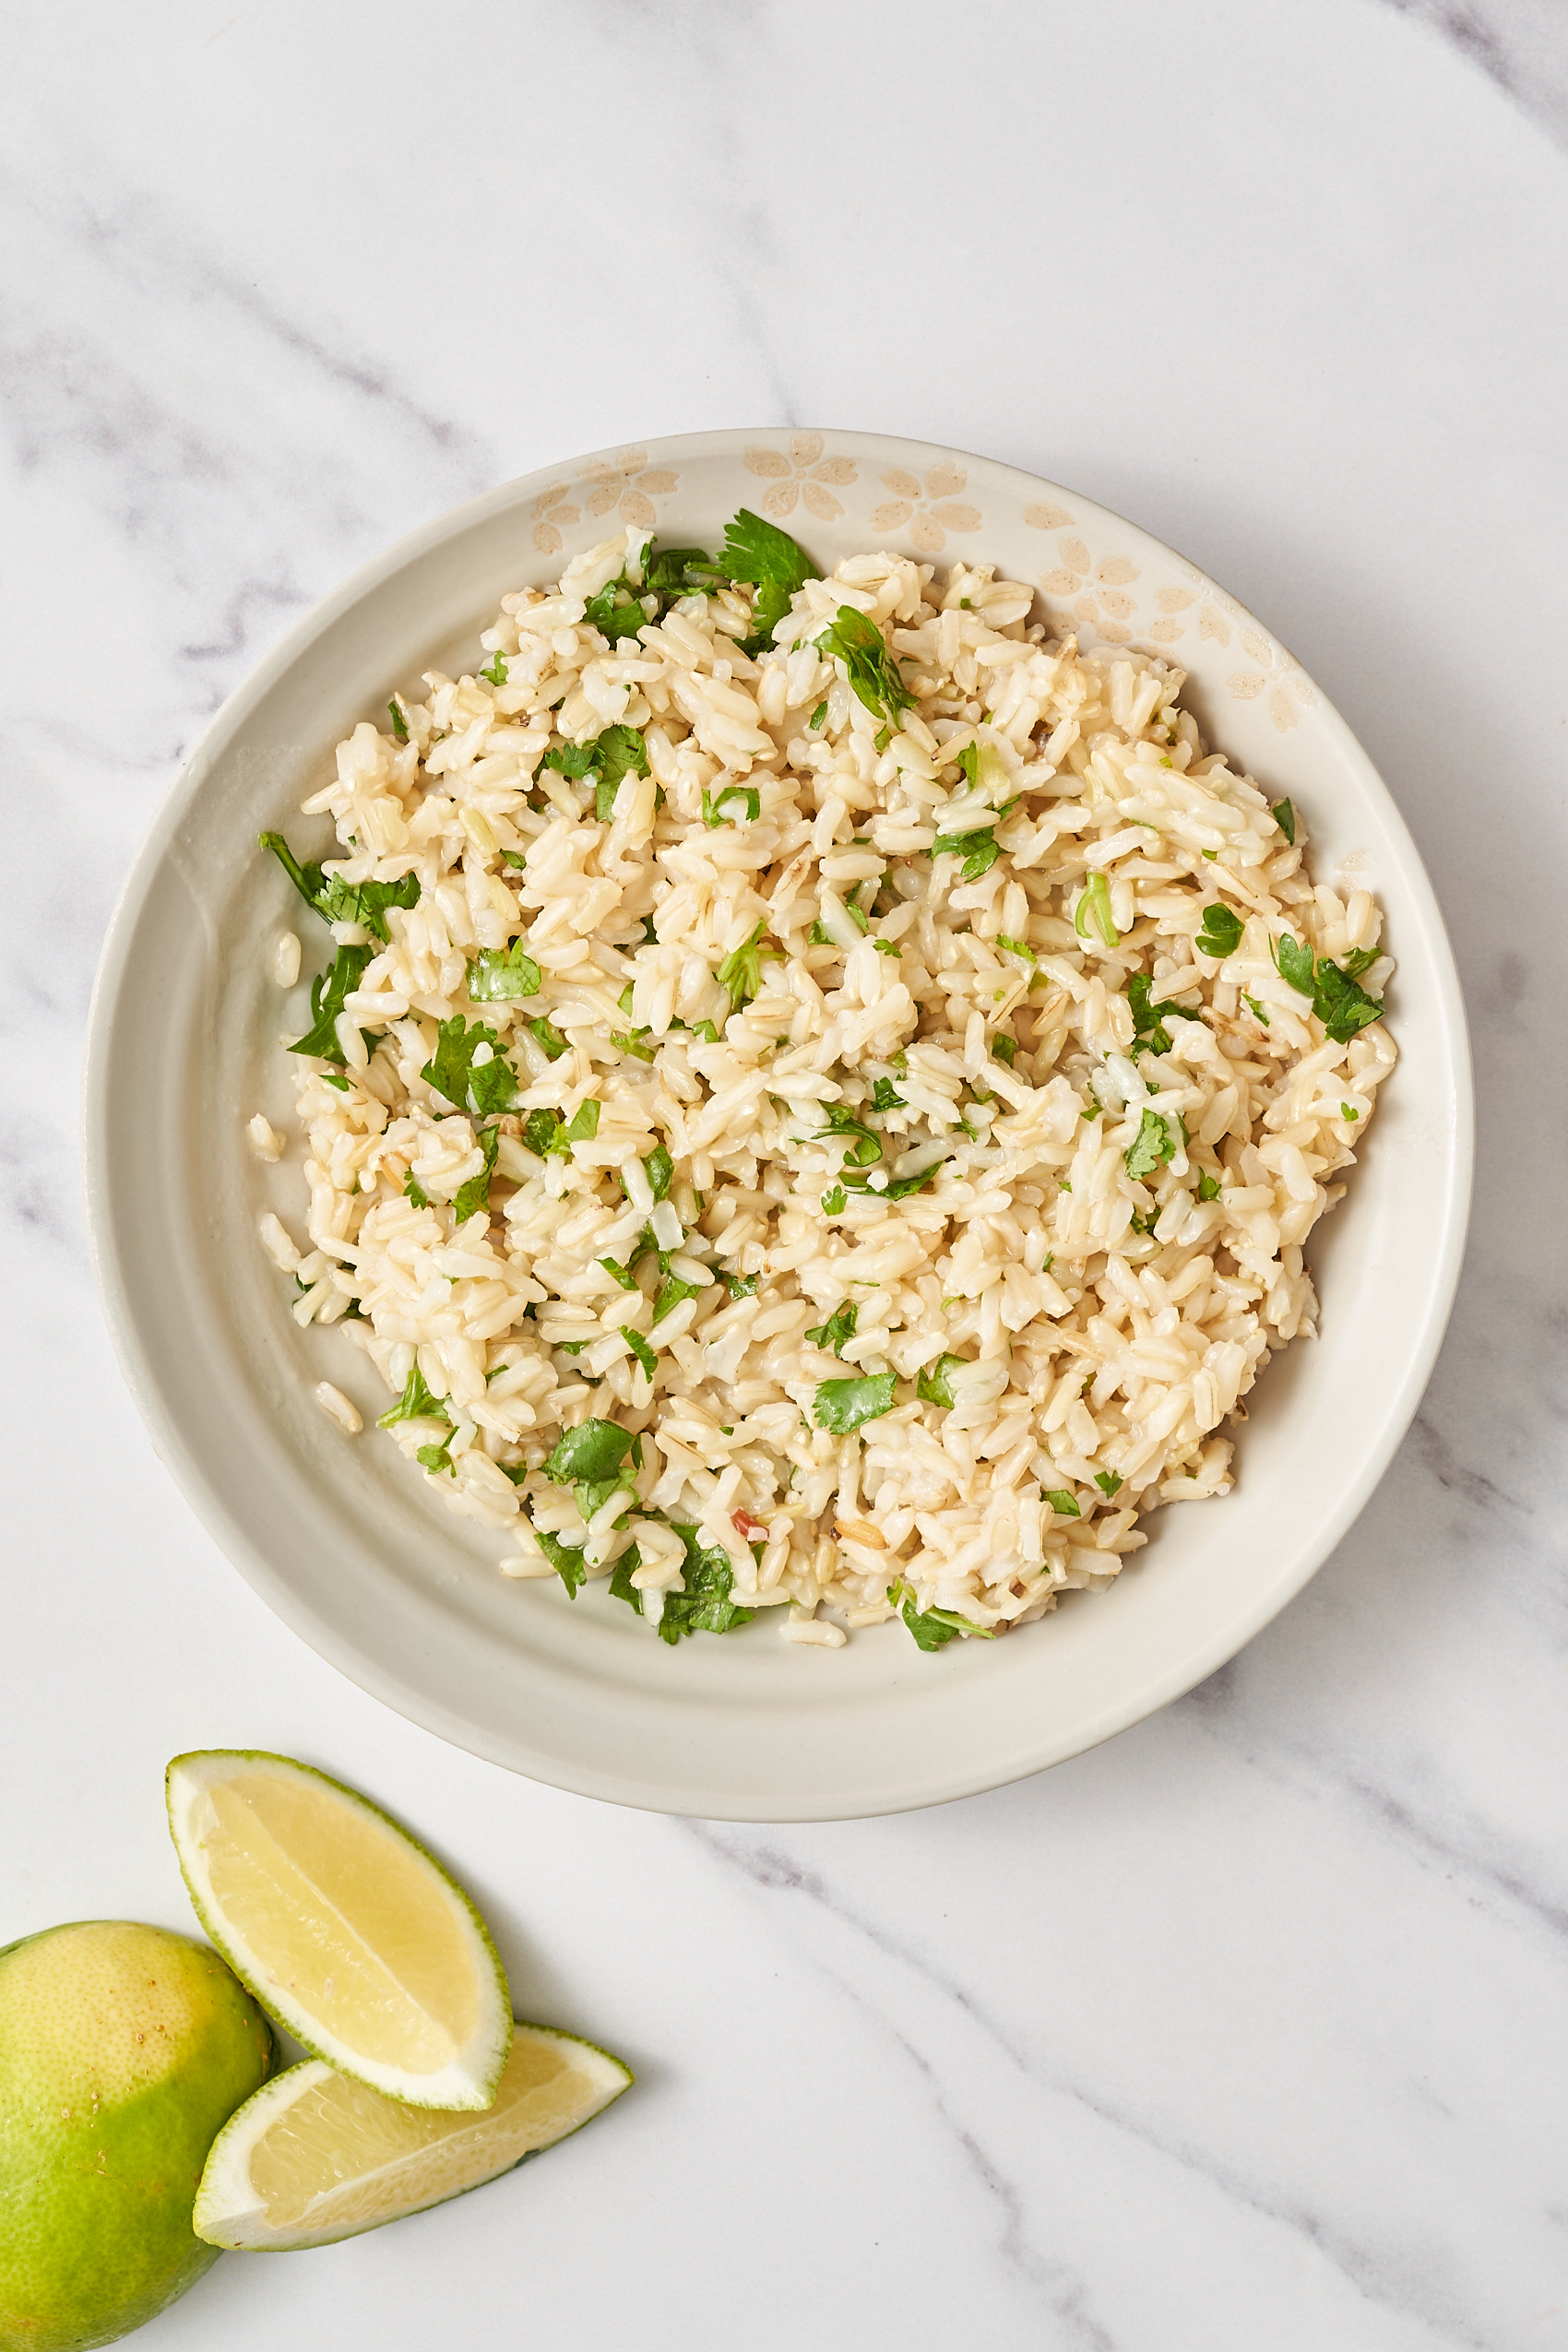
[719,510,820,654]
[260,831,419,944]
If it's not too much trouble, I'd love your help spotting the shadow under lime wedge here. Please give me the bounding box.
[165,1751,511,2112]
[194,2024,633,2250]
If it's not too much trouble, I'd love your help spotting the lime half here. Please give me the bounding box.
[166,1751,511,2111]
[195,2023,632,2249]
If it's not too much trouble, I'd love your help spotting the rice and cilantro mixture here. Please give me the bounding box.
[250,509,1395,1652]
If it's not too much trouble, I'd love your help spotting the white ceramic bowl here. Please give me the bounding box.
[83,430,1472,1821]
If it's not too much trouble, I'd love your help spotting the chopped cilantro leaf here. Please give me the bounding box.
[377,1366,450,1428]
[932,826,1000,880]
[1043,1489,1081,1516]
[611,1028,656,1061]
[1275,933,1384,1039]
[817,1104,882,1166]
[871,1077,904,1112]
[1093,1470,1123,1498]
[546,1420,634,1487]
[813,1371,897,1434]
[1341,1102,1360,1121]
[1272,798,1296,844]
[421,1016,519,1116]
[624,1328,658,1380]
[1275,932,1316,994]
[652,1272,701,1325]
[618,1145,672,1206]
[608,1543,643,1615]
[1312,957,1384,1040]
[996,934,1036,965]
[1125,1108,1178,1180]
[539,742,600,780]
[1197,1167,1221,1202]
[916,1354,966,1408]
[416,1442,456,1477]
[466,940,540,1001]
[656,1524,756,1642]
[582,579,649,643]
[726,1273,758,1299]
[647,543,728,600]
[532,1526,587,1597]
[873,938,900,957]
[403,1169,430,1207]
[1195,902,1243,959]
[876,1160,946,1201]
[809,698,827,730]
[527,1015,568,1061]
[387,698,410,742]
[887,1577,995,1650]
[451,1123,500,1225]
[1242,992,1270,1026]
[290,943,373,1063]
[822,1184,848,1215]
[479,647,508,688]
[716,921,781,1013]
[540,725,649,822]
[719,508,820,654]
[805,1302,858,1358]
[814,604,916,728]
[1128,971,1200,1056]
[991,1035,1016,1067]
[701,785,761,827]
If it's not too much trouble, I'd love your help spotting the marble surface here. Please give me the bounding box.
[3,3,1565,2345]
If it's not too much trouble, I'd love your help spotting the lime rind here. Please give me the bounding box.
[193,2024,633,2251]
[165,1749,512,2113]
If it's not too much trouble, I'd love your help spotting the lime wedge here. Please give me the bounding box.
[194,2023,631,2249]
[166,1751,511,2111]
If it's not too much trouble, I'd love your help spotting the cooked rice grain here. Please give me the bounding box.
[258,529,1395,1645]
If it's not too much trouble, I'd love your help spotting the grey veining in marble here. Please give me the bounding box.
[1383,0,1568,150]
[2,4,1565,2347]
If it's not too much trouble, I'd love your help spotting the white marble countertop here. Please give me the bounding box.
[4,4,1566,2346]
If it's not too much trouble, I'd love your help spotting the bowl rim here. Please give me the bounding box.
[82,426,1475,1818]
